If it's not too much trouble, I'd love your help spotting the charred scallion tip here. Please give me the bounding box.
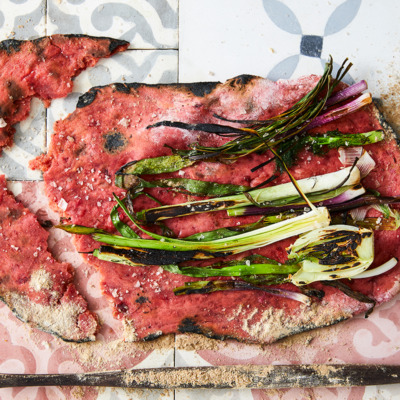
[288,225,374,286]
[161,226,375,284]
[55,224,108,235]
[145,58,372,163]
[93,245,230,266]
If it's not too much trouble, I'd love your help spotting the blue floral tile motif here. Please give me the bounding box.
[262,0,362,79]
[300,35,323,58]
[262,0,302,34]
[0,0,45,39]
[47,0,178,49]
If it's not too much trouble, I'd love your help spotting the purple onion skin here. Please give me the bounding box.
[325,80,368,107]
[307,93,371,131]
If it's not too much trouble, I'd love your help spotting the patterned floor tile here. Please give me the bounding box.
[179,0,400,96]
[0,0,45,39]
[47,0,178,49]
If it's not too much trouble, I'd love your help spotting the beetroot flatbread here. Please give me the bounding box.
[0,175,98,342]
[0,34,128,152]
[31,75,400,343]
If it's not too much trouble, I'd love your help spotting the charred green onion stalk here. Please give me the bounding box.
[133,166,360,223]
[58,58,399,307]
[143,58,371,162]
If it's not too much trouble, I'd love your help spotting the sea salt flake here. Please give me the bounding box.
[58,198,68,211]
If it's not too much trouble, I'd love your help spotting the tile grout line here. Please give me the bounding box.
[177,0,180,84]
[174,1,180,399]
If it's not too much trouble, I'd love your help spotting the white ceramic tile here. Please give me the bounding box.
[175,349,212,367]
[46,49,178,143]
[47,0,178,49]
[0,0,45,39]
[0,98,45,180]
[179,0,400,97]
[179,0,300,82]
[133,348,175,369]
[98,387,173,400]
[175,389,254,400]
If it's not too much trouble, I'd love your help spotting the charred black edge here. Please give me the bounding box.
[177,318,236,341]
[0,34,129,56]
[76,74,262,109]
[77,81,220,108]
[147,121,247,135]
[174,315,350,345]
[141,200,237,224]
[0,294,94,343]
[0,39,22,54]
[143,331,164,341]
[372,98,400,145]
[99,245,230,265]
[229,74,257,87]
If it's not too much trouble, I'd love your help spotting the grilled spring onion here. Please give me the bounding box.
[133,166,360,223]
[83,206,330,265]
[164,225,374,283]
[172,280,313,305]
[114,130,384,190]
[145,58,370,162]
[173,226,397,306]
[287,225,374,285]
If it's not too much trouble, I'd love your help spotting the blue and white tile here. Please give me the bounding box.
[179,0,400,95]
[0,0,45,40]
[47,0,178,49]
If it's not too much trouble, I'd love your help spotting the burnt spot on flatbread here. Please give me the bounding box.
[178,318,231,341]
[108,38,130,53]
[112,82,131,94]
[76,87,101,108]
[116,302,129,313]
[6,80,23,102]
[103,131,127,153]
[8,208,23,220]
[179,82,220,97]
[143,331,163,341]
[0,39,22,54]
[229,74,257,88]
[76,80,221,109]
[135,296,149,304]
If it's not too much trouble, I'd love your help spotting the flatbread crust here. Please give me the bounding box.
[0,175,99,342]
[0,34,128,152]
[31,75,400,343]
